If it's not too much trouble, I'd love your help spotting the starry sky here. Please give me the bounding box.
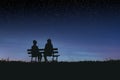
[0,0,120,61]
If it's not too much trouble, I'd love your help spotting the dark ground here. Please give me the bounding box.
[0,60,120,79]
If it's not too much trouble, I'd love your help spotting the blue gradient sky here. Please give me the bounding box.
[0,0,120,61]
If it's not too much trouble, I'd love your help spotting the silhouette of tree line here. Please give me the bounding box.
[27,39,59,62]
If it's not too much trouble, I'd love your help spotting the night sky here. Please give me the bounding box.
[0,0,120,61]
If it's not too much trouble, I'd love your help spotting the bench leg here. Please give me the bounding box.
[56,57,58,62]
[52,57,54,61]
[31,57,33,62]
[52,56,58,62]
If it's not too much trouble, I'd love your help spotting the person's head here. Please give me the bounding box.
[47,39,51,43]
[33,40,37,45]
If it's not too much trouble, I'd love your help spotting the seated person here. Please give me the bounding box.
[31,40,42,62]
[44,39,53,62]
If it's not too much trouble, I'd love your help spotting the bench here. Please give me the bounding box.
[27,48,60,62]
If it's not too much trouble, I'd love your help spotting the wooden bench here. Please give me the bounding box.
[27,48,60,62]
[39,48,60,62]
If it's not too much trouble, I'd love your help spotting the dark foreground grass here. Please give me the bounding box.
[0,60,120,79]
[0,59,120,64]
[0,59,119,64]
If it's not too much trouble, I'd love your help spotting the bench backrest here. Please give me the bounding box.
[27,48,58,56]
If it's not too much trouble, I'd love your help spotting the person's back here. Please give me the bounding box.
[44,39,53,56]
[44,39,53,62]
[31,45,39,56]
[31,40,42,61]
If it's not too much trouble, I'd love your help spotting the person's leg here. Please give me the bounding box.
[44,55,48,62]
[38,55,39,62]
[38,55,42,62]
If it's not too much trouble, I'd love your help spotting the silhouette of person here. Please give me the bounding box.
[31,40,42,62]
[44,39,53,62]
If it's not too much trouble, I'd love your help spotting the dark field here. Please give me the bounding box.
[0,60,119,79]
